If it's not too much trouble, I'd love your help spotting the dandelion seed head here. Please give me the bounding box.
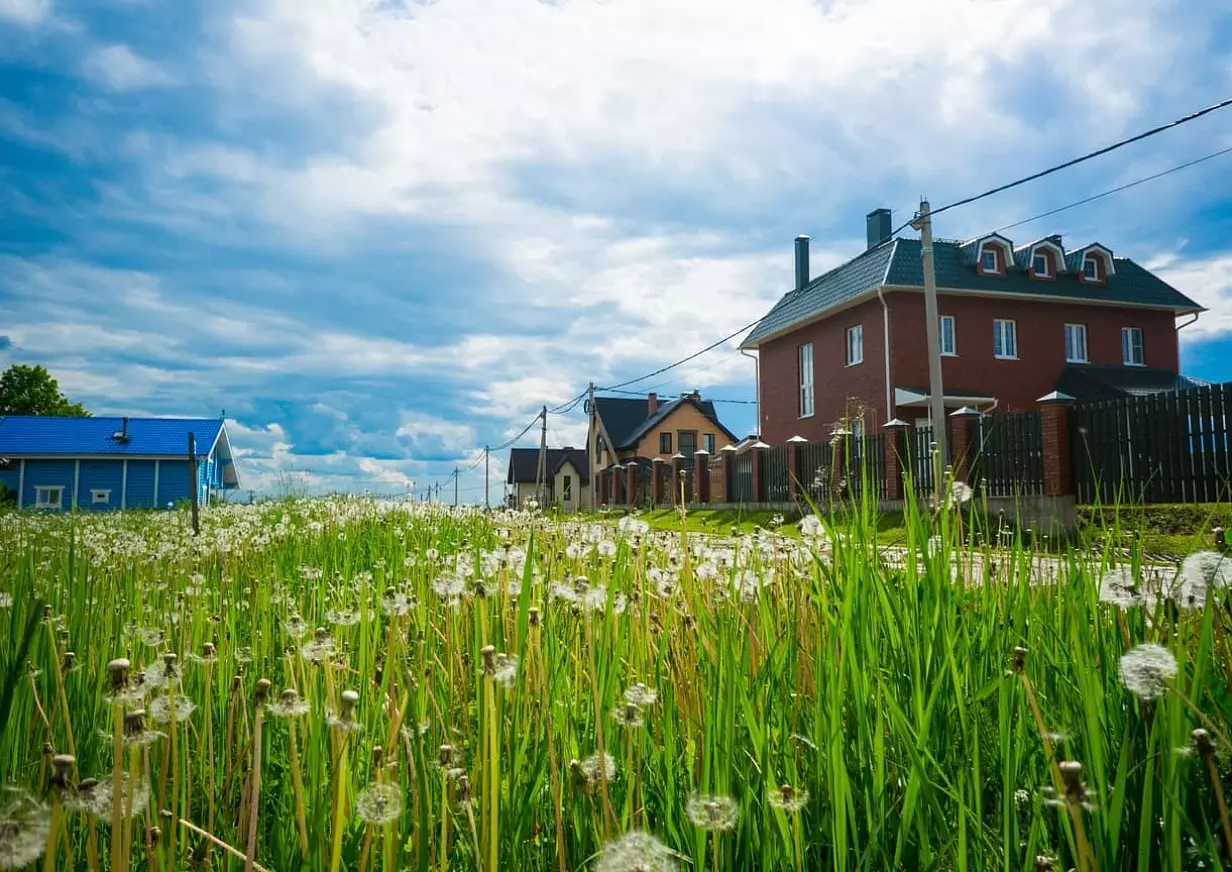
[62,775,149,820]
[768,784,808,812]
[269,688,310,718]
[595,830,677,872]
[1119,643,1177,699]
[494,653,518,688]
[0,593,12,610]
[623,684,658,706]
[0,789,50,870]
[612,703,645,728]
[582,752,616,784]
[685,793,739,831]
[355,783,402,825]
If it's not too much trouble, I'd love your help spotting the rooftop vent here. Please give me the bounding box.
[867,208,892,250]
[109,416,131,443]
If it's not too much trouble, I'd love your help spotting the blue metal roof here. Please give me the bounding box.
[0,416,227,457]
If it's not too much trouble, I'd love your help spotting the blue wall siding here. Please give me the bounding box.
[22,460,76,510]
[126,461,157,509]
[0,464,19,500]
[158,460,194,507]
[78,461,124,511]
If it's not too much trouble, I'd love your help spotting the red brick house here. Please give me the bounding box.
[740,209,1205,444]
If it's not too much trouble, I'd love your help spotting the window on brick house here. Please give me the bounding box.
[993,319,1018,359]
[1065,324,1088,363]
[703,433,716,454]
[1032,252,1052,278]
[1122,327,1145,366]
[846,325,864,366]
[659,432,672,454]
[940,315,956,356]
[798,342,814,418]
[678,431,697,456]
[1083,257,1099,281]
[980,249,998,274]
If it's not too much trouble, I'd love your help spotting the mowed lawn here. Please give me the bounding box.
[0,496,1230,871]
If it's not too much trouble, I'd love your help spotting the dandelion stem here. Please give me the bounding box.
[177,818,272,872]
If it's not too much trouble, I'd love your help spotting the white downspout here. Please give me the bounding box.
[17,459,24,509]
[877,286,892,422]
[741,348,760,435]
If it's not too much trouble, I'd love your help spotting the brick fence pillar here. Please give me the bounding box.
[1038,391,1076,497]
[671,454,685,505]
[949,406,980,485]
[720,446,735,503]
[626,463,638,508]
[694,450,710,503]
[883,419,908,501]
[751,445,765,503]
[651,459,664,505]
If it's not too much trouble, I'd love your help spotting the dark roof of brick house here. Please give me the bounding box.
[506,447,589,484]
[593,396,736,451]
[742,236,1203,348]
[1054,364,1208,403]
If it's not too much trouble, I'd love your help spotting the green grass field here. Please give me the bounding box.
[1,496,1230,871]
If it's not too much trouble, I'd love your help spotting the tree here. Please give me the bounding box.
[0,365,91,417]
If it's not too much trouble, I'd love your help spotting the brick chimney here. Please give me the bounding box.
[648,392,658,415]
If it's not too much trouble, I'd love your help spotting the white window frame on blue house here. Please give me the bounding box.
[35,486,63,510]
[91,489,111,505]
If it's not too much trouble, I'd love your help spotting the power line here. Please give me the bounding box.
[598,318,761,392]
[893,94,1232,233]
[991,144,1232,235]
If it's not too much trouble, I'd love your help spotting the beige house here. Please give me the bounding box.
[505,447,590,512]
[587,391,738,505]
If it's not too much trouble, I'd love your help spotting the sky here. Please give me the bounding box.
[2,0,1232,503]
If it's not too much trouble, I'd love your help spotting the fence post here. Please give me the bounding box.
[694,450,710,503]
[751,443,766,503]
[829,428,849,504]
[719,445,735,503]
[625,462,638,508]
[949,406,980,485]
[651,458,664,505]
[1038,391,1076,497]
[883,419,908,501]
[786,435,807,501]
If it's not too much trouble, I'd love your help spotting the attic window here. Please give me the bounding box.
[1032,252,1052,278]
[980,249,999,274]
[1082,255,1104,283]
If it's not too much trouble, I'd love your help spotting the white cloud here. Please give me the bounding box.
[395,412,474,457]
[82,44,173,91]
[0,0,50,25]
[1155,253,1232,342]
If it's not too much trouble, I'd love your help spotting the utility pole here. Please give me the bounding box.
[912,199,948,490]
[453,467,459,507]
[587,381,596,511]
[536,405,548,506]
[484,445,490,509]
[187,432,200,536]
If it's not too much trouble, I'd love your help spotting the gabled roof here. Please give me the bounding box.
[0,416,228,458]
[593,395,736,450]
[742,235,1203,348]
[1054,364,1207,403]
[506,447,590,484]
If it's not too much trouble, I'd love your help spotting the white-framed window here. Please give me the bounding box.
[1122,327,1145,366]
[845,324,864,366]
[1032,252,1051,278]
[993,319,1018,360]
[1083,256,1099,281]
[35,486,63,510]
[940,315,956,356]
[1064,324,1088,363]
[90,489,111,505]
[798,342,814,418]
[980,248,999,274]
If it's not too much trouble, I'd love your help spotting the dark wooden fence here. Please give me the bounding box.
[973,412,1044,497]
[1072,383,1232,504]
[848,432,886,501]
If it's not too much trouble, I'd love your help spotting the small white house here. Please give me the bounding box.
[506,447,590,512]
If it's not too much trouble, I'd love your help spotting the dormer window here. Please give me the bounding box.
[1083,257,1098,281]
[1032,253,1052,278]
[979,248,1002,276]
[1073,244,1114,284]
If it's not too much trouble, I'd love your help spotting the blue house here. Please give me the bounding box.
[0,416,239,511]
